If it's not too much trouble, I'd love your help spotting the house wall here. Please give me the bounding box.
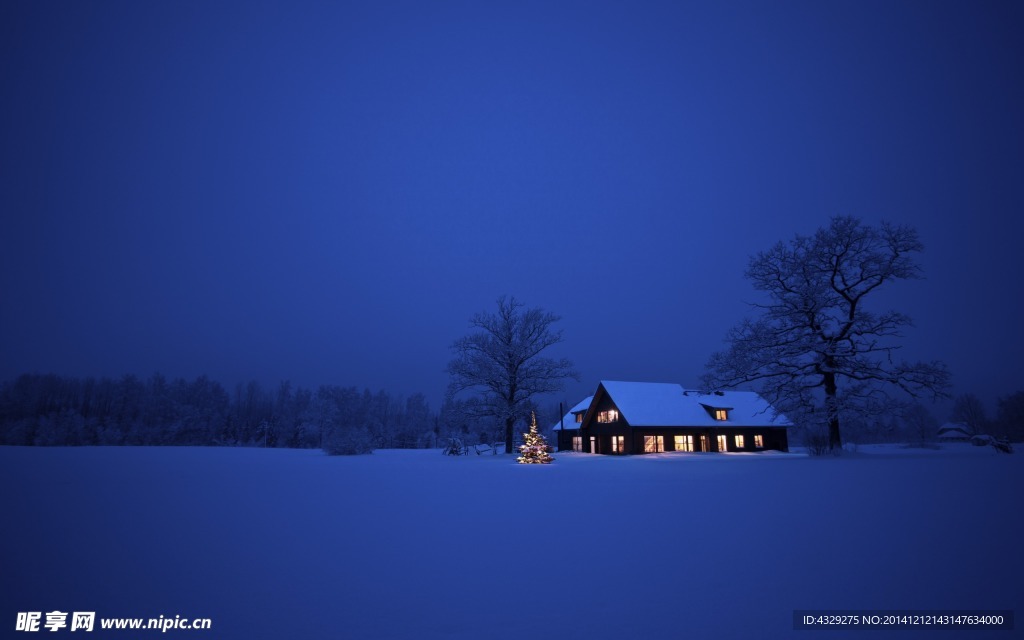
[583,426,788,454]
[628,427,789,453]
[555,429,580,452]
[582,426,788,455]
[580,393,631,454]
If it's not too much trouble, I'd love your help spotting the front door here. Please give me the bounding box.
[590,436,597,454]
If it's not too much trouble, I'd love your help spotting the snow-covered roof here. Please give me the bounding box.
[595,381,791,428]
[551,396,593,431]
[937,422,971,438]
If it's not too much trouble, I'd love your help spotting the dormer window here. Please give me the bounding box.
[575,413,583,423]
[701,403,733,421]
[597,409,619,423]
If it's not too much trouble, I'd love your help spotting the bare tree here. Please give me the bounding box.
[703,216,949,451]
[446,296,578,454]
[902,402,938,446]
[950,393,989,435]
[996,391,1024,442]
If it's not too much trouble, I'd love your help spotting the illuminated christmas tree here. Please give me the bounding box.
[517,412,554,464]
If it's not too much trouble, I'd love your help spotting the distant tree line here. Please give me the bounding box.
[820,392,1024,448]
[948,391,1024,441]
[0,373,540,453]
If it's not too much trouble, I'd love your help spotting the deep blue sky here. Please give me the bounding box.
[2,0,1022,414]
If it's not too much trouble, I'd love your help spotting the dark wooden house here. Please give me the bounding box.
[552,396,592,452]
[573,381,790,454]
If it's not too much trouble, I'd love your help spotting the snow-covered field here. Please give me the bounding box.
[2,444,1021,639]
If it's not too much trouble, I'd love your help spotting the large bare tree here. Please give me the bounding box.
[446,296,578,454]
[703,216,949,451]
[949,393,989,435]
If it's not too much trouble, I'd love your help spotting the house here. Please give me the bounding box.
[937,422,972,441]
[551,396,592,452]
[572,381,790,454]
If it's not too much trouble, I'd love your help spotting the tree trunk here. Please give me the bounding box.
[823,370,842,450]
[505,416,514,454]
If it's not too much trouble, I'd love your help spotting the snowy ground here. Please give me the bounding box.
[2,444,1021,639]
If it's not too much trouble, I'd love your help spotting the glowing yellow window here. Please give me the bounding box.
[611,435,625,453]
[734,434,745,449]
[714,409,728,421]
[644,435,664,453]
[674,435,694,452]
[754,434,764,448]
[597,410,619,423]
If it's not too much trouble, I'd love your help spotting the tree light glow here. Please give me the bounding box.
[517,412,554,464]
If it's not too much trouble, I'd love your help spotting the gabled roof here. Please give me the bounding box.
[937,422,971,438]
[594,381,790,428]
[552,396,593,431]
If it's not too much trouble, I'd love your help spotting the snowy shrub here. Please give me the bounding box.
[971,434,995,447]
[802,427,834,457]
[443,437,466,456]
[992,438,1013,454]
[322,425,374,455]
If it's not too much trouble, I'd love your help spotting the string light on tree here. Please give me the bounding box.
[517,412,554,464]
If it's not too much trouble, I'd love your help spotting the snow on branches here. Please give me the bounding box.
[446,296,577,454]
[703,216,949,451]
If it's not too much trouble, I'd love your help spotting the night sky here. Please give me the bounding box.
[2,0,1022,413]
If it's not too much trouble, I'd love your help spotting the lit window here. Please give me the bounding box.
[575,413,583,423]
[734,434,745,449]
[643,435,664,453]
[754,434,764,448]
[611,435,625,453]
[700,435,708,452]
[597,410,619,423]
[717,434,728,452]
[674,434,694,452]
[714,409,728,421]
[572,436,582,452]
